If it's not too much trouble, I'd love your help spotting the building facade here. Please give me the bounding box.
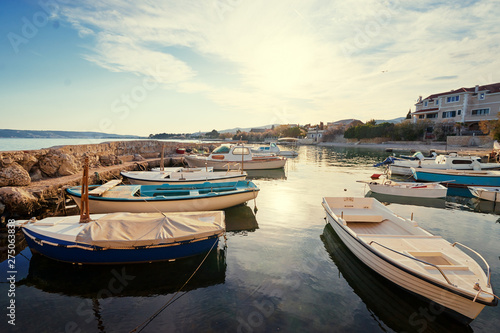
[412,82,500,134]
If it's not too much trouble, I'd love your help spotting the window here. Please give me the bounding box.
[457,110,461,115]
[418,115,424,119]
[442,111,456,118]
[424,101,428,107]
[435,99,439,105]
[471,108,490,116]
[446,96,460,103]
[232,147,250,155]
[212,145,230,154]
[478,92,485,100]
[426,113,438,119]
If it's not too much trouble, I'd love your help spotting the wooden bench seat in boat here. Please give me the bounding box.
[88,179,122,196]
[101,185,140,198]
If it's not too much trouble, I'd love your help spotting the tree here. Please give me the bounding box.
[406,109,412,119]
[206,129,220,138]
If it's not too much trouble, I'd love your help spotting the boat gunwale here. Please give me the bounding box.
[321,198,498,308]
[120,171,246,183]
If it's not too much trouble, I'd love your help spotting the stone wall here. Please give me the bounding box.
[446,136,493,147]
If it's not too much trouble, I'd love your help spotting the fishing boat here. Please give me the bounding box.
[66,180,259,213]
[375,153,500,176]
[184,144,287,170]
[150,166,214,172]
[18,211,225,264]
[468,186,500,202]
[321,197,497,323]
[17,157,226,265]
[120,169,247,185]
[357,177,447,198]
[411,168,500,187]
[251,142,298,157]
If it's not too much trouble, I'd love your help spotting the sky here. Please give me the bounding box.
[1,0,500,136]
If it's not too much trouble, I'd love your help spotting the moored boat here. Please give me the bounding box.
[468,186,500,202]
[184,144,287,170]
[358,177,447,198]
[322,196,497,323]
[411,168,500,187]
[66,180,259,213]
[251,142,298,157]
[121,169,247,185]
[18,211,225,264]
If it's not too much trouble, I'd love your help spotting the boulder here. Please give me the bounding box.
[58,154,78,176]
[29,167,43,181]
[0,162,31,186]
[133,154,145,161]
[0,187,39,215]
[39,153,63,177]
[17,154,38,172]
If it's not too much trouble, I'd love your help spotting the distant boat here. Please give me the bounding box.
[150,166,214,172]
[251,142,298,157]
[375,153,500,176]
[66,180,260,213]
[357,177,447,198]
[184,144,287,170]
[322,196,497,323]
[121,169,247,185]
[18,211,225,264]
[411,168,500,187]
[468,186,500,202]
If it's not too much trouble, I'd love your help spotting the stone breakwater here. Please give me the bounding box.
[0,140,216,218]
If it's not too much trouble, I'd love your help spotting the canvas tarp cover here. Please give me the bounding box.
[75,211,225,248]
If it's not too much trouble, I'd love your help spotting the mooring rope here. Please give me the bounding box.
[129,239,220,333]
[473,283,500,302]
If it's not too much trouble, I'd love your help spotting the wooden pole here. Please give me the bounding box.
[79,157,91,223]
[160,143,165,171]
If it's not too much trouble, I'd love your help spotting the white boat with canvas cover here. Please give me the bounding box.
[251,142,298,157]
[184,144,287,170]
[322,197,497,323]
[358,177,447,198]
[121,169,247,185]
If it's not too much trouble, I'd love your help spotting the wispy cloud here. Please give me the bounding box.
[56,0,500,124]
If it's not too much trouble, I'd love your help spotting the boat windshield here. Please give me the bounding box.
[232,147,250,155]
[212,145,231,154]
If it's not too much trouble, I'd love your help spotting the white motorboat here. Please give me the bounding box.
[121,170,246,185]
[184,144,287,170]
[380,153,500,176]
[251,142,298,157]
[322,197,497,323]
[358,177,447,198]
[150,166,214,172]
[468,186,500,202]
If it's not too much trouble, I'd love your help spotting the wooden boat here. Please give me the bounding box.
[358,177,447,198]
[17,157,226,265]
[411,168,500,187]
[66,180,259,214]
[379,154,500,176]
[468,186,500,202]
[322,197,497,323]
[251,142,298,157]
[184,144,287,170]
[120,169,247,185]
[18,211,225,264]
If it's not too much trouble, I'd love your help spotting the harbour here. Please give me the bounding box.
[1,145,499,332]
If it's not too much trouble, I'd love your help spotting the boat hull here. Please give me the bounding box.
[23,227,219,264]
[367,183,447,198]
[184,155,286,170]
[412,169,500,187]
[123,173,247,185]
[322,200,494,323]
[468,186,500,202]
[68,190,258,214]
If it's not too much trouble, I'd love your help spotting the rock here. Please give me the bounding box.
[17,154,38,172]
[0,162,31,186]
[58,154,78,176]
[99,154,119,166]
[1,156,13,165]
[29,167,43,181]
[39,153,63,177]
[0,187,39,215]
[0,202,4,215]
[133,154,145,161]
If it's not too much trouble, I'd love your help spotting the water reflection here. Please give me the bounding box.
[19,247,226,297]
[246,168,286,180]
[320,224,473,333]
[224,205,259,233]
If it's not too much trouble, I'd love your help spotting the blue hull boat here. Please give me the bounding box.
[19,211,225,264]
[411,168,500,187]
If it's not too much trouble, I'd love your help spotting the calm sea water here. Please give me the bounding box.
[1,145,499,333]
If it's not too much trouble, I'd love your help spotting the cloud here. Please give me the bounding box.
[56,0,500,124]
